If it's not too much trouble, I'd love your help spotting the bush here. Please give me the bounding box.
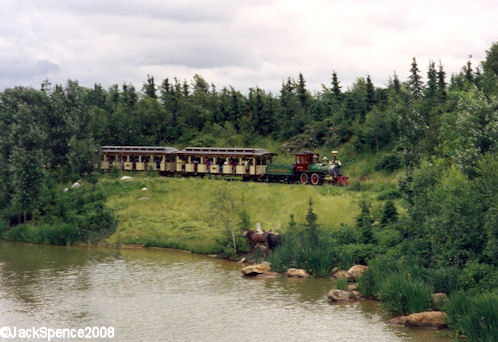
[445,292,498,342]
[375,153,402,172]
[336,277,348,290]
[379,274,433,315]
[377,188,401,200]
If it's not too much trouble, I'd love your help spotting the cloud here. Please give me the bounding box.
[0,55,60,80]
[0,0,497,92]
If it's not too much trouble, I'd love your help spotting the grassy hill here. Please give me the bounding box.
[101,169,397,253]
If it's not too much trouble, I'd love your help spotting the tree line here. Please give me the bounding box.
[0,42,497,230]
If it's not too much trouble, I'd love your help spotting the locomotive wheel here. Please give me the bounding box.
[310,173,320,185]
[300,173,309,184]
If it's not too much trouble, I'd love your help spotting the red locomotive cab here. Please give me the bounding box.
[294,152,318,172]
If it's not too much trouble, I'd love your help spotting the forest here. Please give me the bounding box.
[0,41,497,340]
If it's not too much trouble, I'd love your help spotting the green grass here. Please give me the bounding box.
[101,175,379,253]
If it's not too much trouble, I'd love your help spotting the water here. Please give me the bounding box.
[0,242,451,341]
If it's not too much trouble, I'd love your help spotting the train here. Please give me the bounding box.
[98,146,348,186]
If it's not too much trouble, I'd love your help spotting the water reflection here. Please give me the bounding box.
[0,242,451,342]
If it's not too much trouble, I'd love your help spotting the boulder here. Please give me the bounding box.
[328,289,356,302]
[241,264,271,276]
[406,311,448,329]
[331,269,348,279]
[351,291,362,300]
[286,268,310,278]
[346,283,358,292]
[257,271,281,279]
[346,264,368,281]
[141,187,148,191]
[63,187,69,193]
[387,316,408,326]
[71,182,81,189]
[120,176,133,181]
[431,293,448,310]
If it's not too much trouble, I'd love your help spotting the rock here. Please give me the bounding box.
[331,269,348,279]
[141,187,148,191]
[406,311,448,329]
[328,289,356,302]
[120,176,133,181]
[331,267,341,274]
[238,257,247,263]
[138,197,149,201]
[286,268,310,278]
[63,187,69,193]
[431,293,448,310]
[387,316,408,326]
[257,271,281,278]
[346,264,368,281]
[351,291,362,300]
[346,283,358,292]
[241,264,271,276]
[71,182,81,189]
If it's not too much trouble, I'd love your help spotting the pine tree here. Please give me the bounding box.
[464,57,473,83]
[366,75,375,111]
[408,57,423,99]
[297,72,311,110]
[304,198,319,247]
[425,61,437,98]
[381,200,398,227]
[142,75,157,98]
[392,72,401,93]
[437,61,447,99]
[357,201,374,243]
[331,71,342,100]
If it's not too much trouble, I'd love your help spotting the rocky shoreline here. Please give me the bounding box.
[241,262,449,330]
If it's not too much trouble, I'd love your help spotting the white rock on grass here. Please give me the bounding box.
[71,182,81,189]
[120,176,133,181]
[142,187,148,191]
[63,188,69,192]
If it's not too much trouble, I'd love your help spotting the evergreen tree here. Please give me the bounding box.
[482,41,498,75]
[464,57,474,83]
[408,57,423,99]
[381,200,398,227]
[304,198,319,247]
[425,61,437,98]
[331,71,342,100]
[356,201,374,243]
[366,75,375,111]
[392,72,401,93]
[142,74,157,98]
[437,61,447,99]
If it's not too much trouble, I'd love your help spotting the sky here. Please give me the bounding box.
[1,0,497,94]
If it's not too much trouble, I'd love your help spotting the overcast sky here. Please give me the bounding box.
[1,0,497,93]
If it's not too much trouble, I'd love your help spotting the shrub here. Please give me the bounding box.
[379,274,433,315]
[375,153,402,172]
[336,277,348,290]
[377,188,401,200]
[445,292,498,342]
[357,267,377,298]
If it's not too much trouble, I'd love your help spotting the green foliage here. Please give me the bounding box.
[336,277,348,290]
[377,187,401,200]
[374,153,401,172]
[380,200,398,226]
[270,201,335,276]
[379,274,433,315]
[445,292,498,342]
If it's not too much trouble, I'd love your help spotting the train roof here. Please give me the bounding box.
[101,146,178,154]
[177,147,276,157]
